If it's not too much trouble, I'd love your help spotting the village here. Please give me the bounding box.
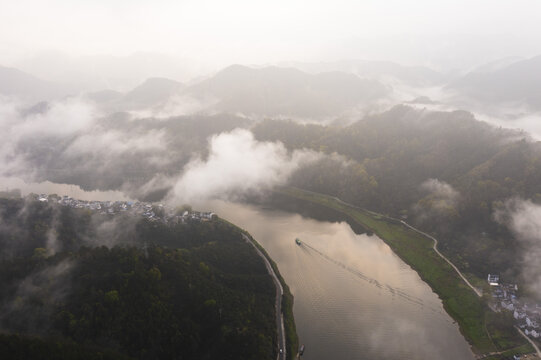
[33,193,216,225]
[488,274,541,343]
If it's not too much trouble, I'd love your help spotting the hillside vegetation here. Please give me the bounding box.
[253,105,541,284]
[0,198,285,360]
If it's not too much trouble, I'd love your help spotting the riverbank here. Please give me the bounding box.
[270,187,532,357]
[218,218,299,360]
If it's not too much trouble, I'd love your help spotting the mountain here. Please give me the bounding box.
[448,55,541,110]
[279,60,447,87]
[0,65,74,102]
[84,89,124,104]
[14,51,208,92]
[469,56,523,74]
[122,77,184,106]
[252,106,533,279]
[84,77,185,113]
[184,65,390,118]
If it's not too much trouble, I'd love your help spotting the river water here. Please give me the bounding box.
[0,177,131,201]
[203,199,475,360]
[2,179,474,359]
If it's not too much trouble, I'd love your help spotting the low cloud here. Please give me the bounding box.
[89,214,140,248]
[0,96,96,178]
[0,259,74,333]
[14,99,95,137]
[473,110,540,141]
[128,94,215,119]
[494,198,541,297]
[170,128,320,203]
[0,96,174,194]
[420,178,460,202]
[122,173,177,201]
[414,179,460,222]
[66,128,167,156]
[399,85,540,141]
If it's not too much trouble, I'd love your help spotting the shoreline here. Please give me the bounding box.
[218,218,299,360]
[266,186,533,358]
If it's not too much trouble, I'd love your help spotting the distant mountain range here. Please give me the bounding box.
[183,64,390,118]
[86,77,186,111]
[0,63,391,118]
[0,65,76,102]
[3,55,541,120]
[12,51,206,92]
[448,55,541,110]
[278,59,447,87]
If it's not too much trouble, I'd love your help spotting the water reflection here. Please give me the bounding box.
[203,199,474,360]
[0,177,131,201]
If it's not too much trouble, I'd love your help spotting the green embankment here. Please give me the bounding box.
[483,343,534,360]
[217,218,299,360]
[277,186,531,356]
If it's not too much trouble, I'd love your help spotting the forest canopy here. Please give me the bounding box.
[0,198,277,360]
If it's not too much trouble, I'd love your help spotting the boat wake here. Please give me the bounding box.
[299,240,448,318]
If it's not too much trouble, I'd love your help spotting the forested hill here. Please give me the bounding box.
[0,198,278,360]
[253,105,540,286]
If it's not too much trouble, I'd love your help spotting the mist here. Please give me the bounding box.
[494,198,541,298]
[170,129,320,204]
[0,97,171,189]
[0,259,74,334]
[413,179,460,223]
[3,1,541,358]
[3,1,541,72]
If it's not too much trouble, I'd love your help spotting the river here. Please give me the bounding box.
[202,199,475,360]
[2,179,474,359]
[0,176,131,201]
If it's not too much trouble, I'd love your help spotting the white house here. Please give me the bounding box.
[488,274,499,286]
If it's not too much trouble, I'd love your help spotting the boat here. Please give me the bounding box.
[295,238,301,245]
[299,344,305,355]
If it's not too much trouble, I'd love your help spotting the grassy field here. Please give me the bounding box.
[483,343,536,360]
[276,186,532,357]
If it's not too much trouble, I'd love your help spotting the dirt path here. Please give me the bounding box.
[516,326,541,358]
[399,220,483,297]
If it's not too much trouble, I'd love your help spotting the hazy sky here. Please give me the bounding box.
[2,0,541,70]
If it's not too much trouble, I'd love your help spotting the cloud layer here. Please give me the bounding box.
[494,198,541,297]
[171,128,320,203]
[413,178,460,222]
[0,96,174,197]
[420,178,459,202]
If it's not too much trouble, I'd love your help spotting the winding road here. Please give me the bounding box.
[398,220,483,297]
[242,234,286,360]
[302,189,484,298]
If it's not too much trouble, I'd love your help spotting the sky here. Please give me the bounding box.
[2,0,541,71]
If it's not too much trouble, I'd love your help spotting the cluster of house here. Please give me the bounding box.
[34,194,216,224]
[488,274,541,340]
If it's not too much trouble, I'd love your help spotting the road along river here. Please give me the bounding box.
[203,199,475,360]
